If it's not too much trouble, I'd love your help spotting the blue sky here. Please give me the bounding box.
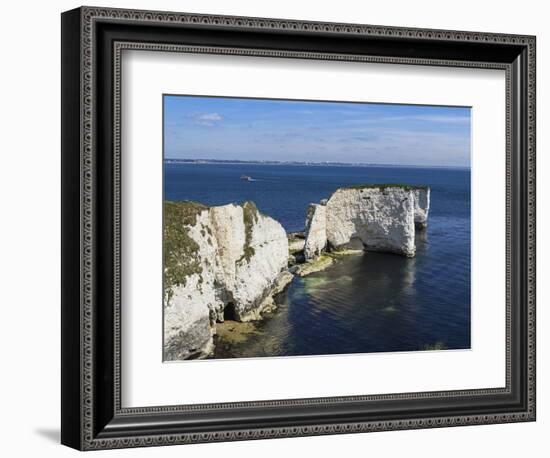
[164,95,471,167]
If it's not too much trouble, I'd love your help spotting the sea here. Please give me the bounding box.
[164,162,471,358]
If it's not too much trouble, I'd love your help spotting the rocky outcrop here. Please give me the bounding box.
[303,185,430,260]
[413,187,430,229]
[304,203,327,261]
[163,201,291,361]
[292,254,333,277]
[326,186,417,257]
[288,233,306,253]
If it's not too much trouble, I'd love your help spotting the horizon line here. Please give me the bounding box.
[164,158,471,169]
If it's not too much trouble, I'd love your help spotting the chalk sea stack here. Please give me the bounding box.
[304,203,327,261]
[413,187,431,229]
[304,185,430,260]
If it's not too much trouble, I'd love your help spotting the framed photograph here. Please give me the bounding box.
[61,6,536,450]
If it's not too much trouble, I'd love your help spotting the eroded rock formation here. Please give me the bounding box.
[163,201,291,360]
[303,185,430,260]
[326,185,417,257]
[304,203,327,261]
[413,187,430,229]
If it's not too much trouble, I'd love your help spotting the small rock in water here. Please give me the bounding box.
[293,255,334,277]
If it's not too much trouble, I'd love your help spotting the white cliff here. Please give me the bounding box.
[163,203,218,361]
[326,186,416,257]
[413,187,430,229]
[304,203,327,261]
[303,185,430,260]
[231,203,291,321]
[163,201,290,361]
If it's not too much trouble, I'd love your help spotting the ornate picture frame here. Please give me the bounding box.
[61,6,536,450]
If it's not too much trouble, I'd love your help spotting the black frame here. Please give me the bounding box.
[61,6,536,450]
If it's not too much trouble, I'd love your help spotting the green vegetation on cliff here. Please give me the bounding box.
[239,201,259,263]
[423,341,447,351]
[340,183,429,192]
[163,201,208,305]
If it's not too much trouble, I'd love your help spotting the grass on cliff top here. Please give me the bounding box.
[239,201,259,264]
[163,200,264,303]
[163,201,208,306]
[340,183,429,191]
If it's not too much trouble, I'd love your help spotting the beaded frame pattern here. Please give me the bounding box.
[78,6,536,450]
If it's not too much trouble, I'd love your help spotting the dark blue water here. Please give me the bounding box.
[165,163,471,357]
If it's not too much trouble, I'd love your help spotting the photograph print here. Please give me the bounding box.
[162,95,471,361]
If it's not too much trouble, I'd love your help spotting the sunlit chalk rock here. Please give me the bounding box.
[325,185,418,257]
[163,201,289,360]
[304,203,327,261]
[413,187,430,229]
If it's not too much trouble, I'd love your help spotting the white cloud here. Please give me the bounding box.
[393,114,471,124]
[193,112,223,126]
[198,113,222,121]
[342,114,471,126]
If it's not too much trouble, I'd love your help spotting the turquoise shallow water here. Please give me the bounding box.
[165,163,471,357]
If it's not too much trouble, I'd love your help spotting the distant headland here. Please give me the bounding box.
[164,158,470,169]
